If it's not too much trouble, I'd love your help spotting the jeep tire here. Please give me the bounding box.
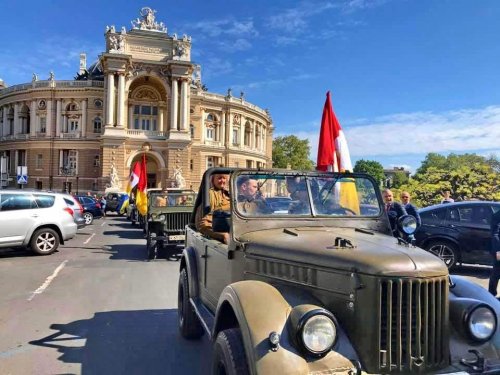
[178,268,204,339]
[30,228,60,255]
[212,328,249,375]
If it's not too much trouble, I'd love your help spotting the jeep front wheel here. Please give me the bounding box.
[30,228,60,255]
[426,240,459,269]
[212,328,249,375]
[178,269,204,339]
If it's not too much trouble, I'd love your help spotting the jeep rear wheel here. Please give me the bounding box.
[426,240,459,269]
[30,228,60,255]
[178,268,204,339]
[83,212,94,225]
[212,328,249,375]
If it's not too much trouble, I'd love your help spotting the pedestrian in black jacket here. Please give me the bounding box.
[488,209,500,297]
[382,189,407,237]
[401,191,421,227]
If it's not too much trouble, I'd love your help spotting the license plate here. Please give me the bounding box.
[169,235,185,241]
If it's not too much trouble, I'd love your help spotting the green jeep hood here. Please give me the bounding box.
[240,226,448,277]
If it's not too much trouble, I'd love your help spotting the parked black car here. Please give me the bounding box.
[415,201,500,268]
[105,192,127,215]
[74,195,103,225]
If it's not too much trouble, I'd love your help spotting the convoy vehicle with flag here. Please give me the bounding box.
[177,93,500,374]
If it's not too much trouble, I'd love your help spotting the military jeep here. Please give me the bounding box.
[145,188,196,260]
[178,168,500,374]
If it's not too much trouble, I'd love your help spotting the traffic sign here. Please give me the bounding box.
[17,175,28,184]
[17,166,28,185]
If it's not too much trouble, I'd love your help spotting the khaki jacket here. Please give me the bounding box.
[196,188,231,241]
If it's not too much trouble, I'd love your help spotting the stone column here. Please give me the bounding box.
[179,79,188,131]
[200,107,205,143]
[13,103,19,135]
[106,73,115,126]
[55,100,62,136]
[59,150,64,171]
[221,110,226,145]
[117,73,125,127]
[228,112,233,146]
[251,122,256,149]
[170,78,178,131]
[1,107,6,136]
[128,106,134,129]
[81,99,87,137]
[240,118,245,147]
[158,106,164,132]
[30,100,37,137]
[46,99,53,137]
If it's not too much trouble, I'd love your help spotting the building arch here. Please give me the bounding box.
[126,149,165,169]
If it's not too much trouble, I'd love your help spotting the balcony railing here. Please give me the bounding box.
[60,132,81,139]
[0,80,104,96]
[126,129,167,139]
[59,166,76,176]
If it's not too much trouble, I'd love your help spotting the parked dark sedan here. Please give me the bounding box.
[74,195,103,225]
[415,201,500,268]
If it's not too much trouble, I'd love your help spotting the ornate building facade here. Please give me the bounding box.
[0,7,273,192]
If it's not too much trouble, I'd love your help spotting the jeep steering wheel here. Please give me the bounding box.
[329,207,357,216]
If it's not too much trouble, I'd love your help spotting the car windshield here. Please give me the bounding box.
[234,172,381,217]
[150,192,196,208]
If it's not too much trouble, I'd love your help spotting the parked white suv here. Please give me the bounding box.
[0,190,78,255]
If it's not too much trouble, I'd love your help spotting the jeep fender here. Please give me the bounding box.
[214,280,356,375]
[180,247,199,298]
[449,275,500,353]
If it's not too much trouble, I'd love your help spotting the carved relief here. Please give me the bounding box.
[131,7,167,33]
[134,88,159,101]
[233,114,241,125]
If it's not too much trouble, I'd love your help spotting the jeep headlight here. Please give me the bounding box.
[289,306,337,357]
[158,214,166,221]
[398,215,417,234]
[467,305,496,342]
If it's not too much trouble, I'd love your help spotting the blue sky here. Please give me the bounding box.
[1,0,500,172]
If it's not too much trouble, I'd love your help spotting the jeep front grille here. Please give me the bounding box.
[164,212,191,232]
[377,277,448,373]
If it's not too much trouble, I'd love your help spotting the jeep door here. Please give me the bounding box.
[204,239,232,311]
[0,193,39,247]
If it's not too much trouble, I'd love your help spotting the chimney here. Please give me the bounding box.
[79,53,87,75]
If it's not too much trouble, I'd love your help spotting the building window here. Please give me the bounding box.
[93,155,100,167]
[207,156,214,169]
[35,154,43,169]
[190,124,194,137]
[190,159,194,171]
[39,117,46,133]
[94,99,103,108]
[246,160,253,168]
[244,122,251,146]
[68,103,79,111]
[35,181,42,190]
[60,150,78,175]
[17,150,26,166]
[93,117,102,133]
[206,127,214,140]
[69,120,79,132]
[232,129,239,145]
[133,105,158,131]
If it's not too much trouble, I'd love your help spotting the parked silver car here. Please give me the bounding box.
[0,190,78,255]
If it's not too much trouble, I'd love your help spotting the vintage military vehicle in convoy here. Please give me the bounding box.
[145,188,196,260]
[178,168,500,374]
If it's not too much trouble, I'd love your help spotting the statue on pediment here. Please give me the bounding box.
[32,73,38,82]
[131,7,167,33]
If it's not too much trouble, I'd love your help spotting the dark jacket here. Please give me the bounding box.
[386,202,407,236]
[491,210,500,255]
[404,203,421,227]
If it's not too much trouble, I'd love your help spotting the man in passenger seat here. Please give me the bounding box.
[195,173,231,244]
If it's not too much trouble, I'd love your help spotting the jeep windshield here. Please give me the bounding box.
[234,172,381,217]
[150,191,196,208]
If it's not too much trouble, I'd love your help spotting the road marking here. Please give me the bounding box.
[84,233,96,244]
[28,260,68,301]
[101,221,106,227]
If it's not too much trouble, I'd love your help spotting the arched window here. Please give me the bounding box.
[66,103,79,111]
[93,117,102,133]
[133,105,158,131]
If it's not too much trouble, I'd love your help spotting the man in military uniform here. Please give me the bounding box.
[236,176,270,215]
[196,174,231,244]
[382,189,407,237]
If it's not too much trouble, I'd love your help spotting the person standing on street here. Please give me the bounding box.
[488,209,500,297]
[401,191,421,228]
[382,189,407,237]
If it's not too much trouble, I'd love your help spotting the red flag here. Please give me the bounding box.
[136,154,148,215]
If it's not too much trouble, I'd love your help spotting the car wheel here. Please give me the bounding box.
[212,328,249,375]
[178,268,204,339]
[146,235,156,260]
[83,212,94,225]
[30,228,60,255]
[426,240,459,269]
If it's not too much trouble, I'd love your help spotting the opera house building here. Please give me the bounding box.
[0,7,273,193]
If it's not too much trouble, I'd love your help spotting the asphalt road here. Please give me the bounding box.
[0,215,211,375]
[0,216,493,375]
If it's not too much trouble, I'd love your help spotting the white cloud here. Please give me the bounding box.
[276,105,500,164]
[267,2,338,33]
[187,19,258,38]
[231,73,316,91]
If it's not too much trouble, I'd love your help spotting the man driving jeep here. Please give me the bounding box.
[236,175,270,215]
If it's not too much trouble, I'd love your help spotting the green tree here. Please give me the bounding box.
[272,135,314,170]
[400,153,500,207]
[353,159,385,185]
[391,171,409,188]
